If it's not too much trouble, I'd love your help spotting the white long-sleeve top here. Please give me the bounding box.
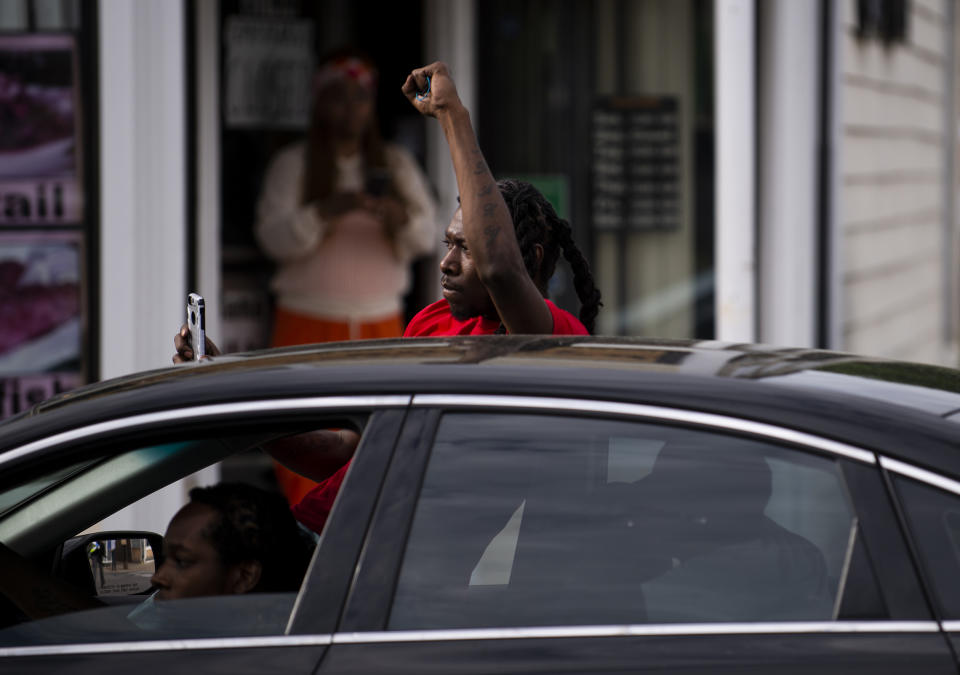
[255,141,439,321]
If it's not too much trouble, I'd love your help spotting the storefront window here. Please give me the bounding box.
[217,0,428,353]
[477,0,714,338]
[0,0,96,419]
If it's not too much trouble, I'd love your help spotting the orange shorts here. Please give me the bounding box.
[270,307,404,346]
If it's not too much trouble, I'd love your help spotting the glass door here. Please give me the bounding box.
[476,0,715,338]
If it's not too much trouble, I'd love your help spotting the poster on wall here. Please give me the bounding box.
[0,372,83,419]
[0,230,83,417]
[223,16,314,129]
[0,34,83,225]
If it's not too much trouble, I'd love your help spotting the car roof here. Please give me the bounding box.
[2,336,959,470]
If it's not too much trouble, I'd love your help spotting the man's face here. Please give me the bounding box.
[150,502,231,601]
[440,209,497,321]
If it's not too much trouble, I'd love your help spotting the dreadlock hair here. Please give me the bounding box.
[189,483,313,594]
[497,179,603,333]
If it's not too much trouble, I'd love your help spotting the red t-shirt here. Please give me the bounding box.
[291,461,349,534]
[403,299,589,337]
[293,298,588,534]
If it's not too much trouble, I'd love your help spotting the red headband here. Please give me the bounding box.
[314,57,378,93]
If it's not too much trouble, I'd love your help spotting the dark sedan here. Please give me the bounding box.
[1,335,960,674]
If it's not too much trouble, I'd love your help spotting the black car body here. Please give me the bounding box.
[1,335,960,674]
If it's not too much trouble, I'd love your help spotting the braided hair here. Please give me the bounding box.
[189,483,313,593]
[497,179,603,333]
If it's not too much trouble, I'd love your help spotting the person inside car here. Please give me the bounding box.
[123,482,313,632]
[149,482,313,601]
[173,62,603,534]
[0,482,312,629]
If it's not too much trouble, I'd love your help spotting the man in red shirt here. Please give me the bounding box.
[401,63,600,338]
[175,63,601,533]
[175,62,600,351]
[403,193,592,337]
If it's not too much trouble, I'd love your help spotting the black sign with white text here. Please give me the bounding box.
[592,96,680,231]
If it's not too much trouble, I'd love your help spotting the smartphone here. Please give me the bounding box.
[186,293,205,361]
[365,169,391,197]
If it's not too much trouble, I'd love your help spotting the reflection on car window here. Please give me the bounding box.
[0,459,97,518]
[893,476,960,618]
[390,413,858,629]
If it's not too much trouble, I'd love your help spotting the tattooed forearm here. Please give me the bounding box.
[473,160,487,175]
[483,203,497,218]
[477,183,494,197]
[483,223,500,249]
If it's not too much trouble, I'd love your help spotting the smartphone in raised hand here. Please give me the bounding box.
[186,293,205,361]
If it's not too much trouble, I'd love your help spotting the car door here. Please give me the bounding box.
[0,397,409,675]
[883,457,960,669]
[320,395,958,675]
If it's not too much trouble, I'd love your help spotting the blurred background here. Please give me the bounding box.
[0,0,957,422]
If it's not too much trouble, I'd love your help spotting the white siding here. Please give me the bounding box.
[841,135,942,175]
[845,217,940,277]
[837,0,952,364]
[844,182,941,223]
[844,80,941,133]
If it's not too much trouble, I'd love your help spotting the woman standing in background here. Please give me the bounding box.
[254,48,438,503]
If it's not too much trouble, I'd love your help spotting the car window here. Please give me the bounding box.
[891,475,960,619]
[389,413,862,629]
[0,419,364,647]
[0,458,97,518]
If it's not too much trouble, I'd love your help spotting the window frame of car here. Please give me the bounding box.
[337,394,941,640]
[0,394,412,656]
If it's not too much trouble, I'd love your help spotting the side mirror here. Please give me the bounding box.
[59,531,163,598]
